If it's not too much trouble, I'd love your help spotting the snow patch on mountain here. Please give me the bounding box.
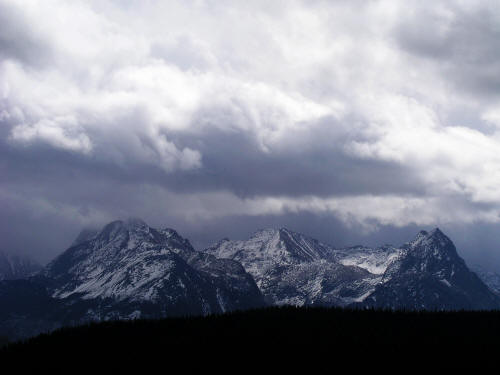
[330,245,400,275]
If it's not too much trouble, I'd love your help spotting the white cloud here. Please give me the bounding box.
[10,117,92,153]
[66,185,499,232]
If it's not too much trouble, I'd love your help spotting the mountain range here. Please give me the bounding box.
[1,219,500,340]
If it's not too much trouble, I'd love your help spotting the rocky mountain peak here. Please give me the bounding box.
[365,227,500,310]
[41,219,264,315]
[406,228,456,258]
[90,219,168,252]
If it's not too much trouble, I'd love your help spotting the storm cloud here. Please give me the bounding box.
[1,0,500,268]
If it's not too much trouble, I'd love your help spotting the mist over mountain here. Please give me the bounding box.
[0,251,41,281]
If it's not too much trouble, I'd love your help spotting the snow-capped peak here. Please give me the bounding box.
[205,227,332,267]
[404,227,457,261]
[43,219,264,316]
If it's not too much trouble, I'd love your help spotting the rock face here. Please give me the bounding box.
[362,229,500,310]
[0,251,41,281]
[205,228,380,306]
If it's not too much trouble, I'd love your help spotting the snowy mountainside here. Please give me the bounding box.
[258,260,379,306]
[362,229,500,310]
[0,219,265,340]
[329,245,400,275]
[205,228,380,306]
[205,228,331,277]
[42,219,264,317]
[206,227,500,310]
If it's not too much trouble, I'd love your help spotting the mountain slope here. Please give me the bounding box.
[207,227,500,310]
[42,219,264,317]
[205,228,378,306]
[362,229,500,310]
[471,265,500,296]
[205,228,332,273]
[329,245,400,275]
[0,219,265,340]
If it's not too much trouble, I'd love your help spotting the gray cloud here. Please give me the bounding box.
[395,2,500,98]
[1,0,500,269]
[0,2,52,66]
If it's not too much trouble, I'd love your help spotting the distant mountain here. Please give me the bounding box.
[471,265,500,296]
[204,228,331,275]
[205,228,381,306]
[0,219,264,340]
[206,227,500,310]
[362,229,500,310]
[42,219,264,317]
[0,251,41,281]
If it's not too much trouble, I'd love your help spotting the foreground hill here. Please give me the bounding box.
[2,307,500,370]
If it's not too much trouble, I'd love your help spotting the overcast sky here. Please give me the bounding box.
[2,0,500,268]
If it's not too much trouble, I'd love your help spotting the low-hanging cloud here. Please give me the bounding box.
[1,0,500,267]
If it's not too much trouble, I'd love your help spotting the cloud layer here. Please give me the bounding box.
[1,0,500,266]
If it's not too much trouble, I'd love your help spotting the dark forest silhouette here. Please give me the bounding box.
[2,306,500,370]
